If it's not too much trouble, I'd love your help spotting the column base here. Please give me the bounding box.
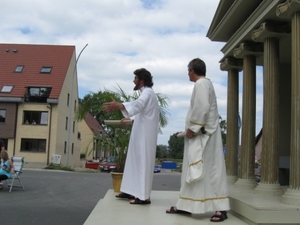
[254,182,283,196]
[227,175,238,184]
[281,188,300,206]
[234,178,257,190]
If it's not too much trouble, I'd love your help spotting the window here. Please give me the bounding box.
[65,117,68,130]
[23,111,48,125]
[25,87,52,103]
[14,65,24,73]
[40,66,52,74]
[21,139,46,152]
[0,139,8,149]
[67,93,70,106]
[71,143,74,154]
[0,109,6,122]
[64,141,67,154]
[77,132,81,139]
[74,100,77,111]
[73,121,75,133]
[1,85,13,93]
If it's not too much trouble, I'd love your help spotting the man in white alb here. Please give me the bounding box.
[166,58,230,222]
[103,68,159,204]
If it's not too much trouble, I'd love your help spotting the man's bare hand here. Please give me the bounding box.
[103,97,124,112]
[186,129,195,139]
[120,117,131,126]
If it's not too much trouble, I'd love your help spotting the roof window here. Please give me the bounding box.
[1,85,14,93]
[40,66,52,74]
[14,65,24,73]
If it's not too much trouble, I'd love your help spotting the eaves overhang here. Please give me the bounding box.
[220,0,286,60]
[207,0,263,42]
[207,0,235,40]
[0,97,23,102]
[47,98,59,104]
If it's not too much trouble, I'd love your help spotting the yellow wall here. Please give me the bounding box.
[53,51,81,167]
[14,104,50,164]
[78,120,94,161]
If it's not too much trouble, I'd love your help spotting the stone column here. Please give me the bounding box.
[277,0,300,206]
[252,22,291,195]
[233,42,263,190]
[220,58,243,184]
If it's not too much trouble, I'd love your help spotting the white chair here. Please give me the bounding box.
[5,156,25,192]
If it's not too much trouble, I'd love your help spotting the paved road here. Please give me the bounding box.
[0,169,181,225]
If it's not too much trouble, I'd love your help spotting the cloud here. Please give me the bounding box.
[0,0,264,145]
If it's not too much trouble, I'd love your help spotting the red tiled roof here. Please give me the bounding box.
[0,43,75,99]
[84,112,106,136]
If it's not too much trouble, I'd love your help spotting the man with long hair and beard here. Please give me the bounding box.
[103,68,159,204]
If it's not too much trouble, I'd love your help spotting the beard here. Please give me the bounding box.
[133,80,140,90]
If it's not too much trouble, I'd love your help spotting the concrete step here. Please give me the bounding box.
[84,189,249,225]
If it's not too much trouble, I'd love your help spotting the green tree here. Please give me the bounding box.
[76,91,123,130]
[168,132,184,159]
[156,144,169,158]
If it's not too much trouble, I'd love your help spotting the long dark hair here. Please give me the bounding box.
[134,68,154,87]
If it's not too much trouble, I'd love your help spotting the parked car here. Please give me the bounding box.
[154,165,161,173]
[99,156,116,172]
[100,157,161,173]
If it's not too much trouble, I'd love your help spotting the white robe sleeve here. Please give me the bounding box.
[121,89,148,118]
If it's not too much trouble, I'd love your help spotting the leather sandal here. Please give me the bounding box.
[210,211,228,222]
[115,192,135,199]
[129,198,151,205]
[166,206,191,214]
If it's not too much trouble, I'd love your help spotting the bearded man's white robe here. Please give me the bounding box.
[120,86,159,200]
[176,78,230,213]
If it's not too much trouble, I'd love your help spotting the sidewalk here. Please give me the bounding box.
[84,189,249,225]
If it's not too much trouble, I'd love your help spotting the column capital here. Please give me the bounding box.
[277,0,300,19]
[233,42,263,59]
[252,22,291,42]
[220,57,243,71]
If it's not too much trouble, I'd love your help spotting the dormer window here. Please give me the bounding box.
[25,87,52,103]
[15,65,24,73]
[1,85,14,93]
[40,66,52,74]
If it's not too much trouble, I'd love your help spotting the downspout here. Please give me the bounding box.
[13,103,19,156]
[46,104,52,165]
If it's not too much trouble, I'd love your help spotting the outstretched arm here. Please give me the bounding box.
[103,97,125,112]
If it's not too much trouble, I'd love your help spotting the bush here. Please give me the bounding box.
[44,163,74,171]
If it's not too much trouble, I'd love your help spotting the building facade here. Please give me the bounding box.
[0,43,81,168]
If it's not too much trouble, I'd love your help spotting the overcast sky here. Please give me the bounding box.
[1,0,263,146]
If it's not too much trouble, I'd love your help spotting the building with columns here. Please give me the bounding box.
[207,0,300,224]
